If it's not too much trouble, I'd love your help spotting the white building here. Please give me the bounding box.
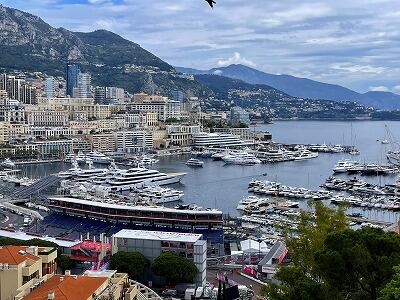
[115,130,153,153]
[128,100,181,122]
[26,110,69,127]
[112,229,207,287]
[193,132,246,148]
[230,106,250,125]
[106,87,125,103]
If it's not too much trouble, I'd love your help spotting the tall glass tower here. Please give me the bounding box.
[66,64,80,97]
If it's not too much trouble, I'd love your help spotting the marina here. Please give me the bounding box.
[1,121,400,246]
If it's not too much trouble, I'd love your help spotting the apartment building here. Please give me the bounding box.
[0,122,10,144]
[33,140,73,156]
[26,110,69,127]
[28,127,74,140]
[128,99,181,122]
[63,103,111,120]
[0,104,26,124]
[13,270,161,300]
[0,245,57,300]
[90,133,117,153]
[0,89,8,99]
[115,129,153,153]
[166,124,201,146]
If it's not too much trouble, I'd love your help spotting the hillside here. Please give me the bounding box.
[177,64,400,110]
[0,5,210,97]
[195,74,373,119]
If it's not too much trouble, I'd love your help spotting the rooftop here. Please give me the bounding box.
[22,275,108,300]
[0,245,40,265]
[49,196,222,215]
[113,229,203,243]
[0,229,81,248]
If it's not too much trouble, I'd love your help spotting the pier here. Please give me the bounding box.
[14,159,62,165]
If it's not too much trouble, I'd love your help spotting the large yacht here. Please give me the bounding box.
[255,147,294,162]
[64,151,86,163]
[137,186,184,204]
[0,158,15,169]
[58,160,108,180]
[186,158,204,167]
[333,160,360,173]
[94,167,186,191]
[85,151,113,164]
[222,151,261,165]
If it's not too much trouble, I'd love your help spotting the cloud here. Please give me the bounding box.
[369,86,389,92]
[331,63,387,74]
[393,85,400,92]
[217,52,256,67]
[3,0,400,93]
[213,70,223,75]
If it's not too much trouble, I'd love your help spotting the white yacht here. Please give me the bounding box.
[140,155,159,165]
[236,195,263,211]
[223,151,261,165]
[333,160,359,173]
[387,151,400,166]
[293,148,318,161]
[64,151,86,163]
[211,152,227,161]
[1,158,15,169]
[138,186,184,204]
[186,158,204,167]
[95,167,186,191]
[85,151,113,164]
[58,160,107,180]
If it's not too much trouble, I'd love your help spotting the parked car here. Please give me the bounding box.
[162,289,177,297]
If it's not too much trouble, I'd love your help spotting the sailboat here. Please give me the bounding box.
[349,124,360,156]
[382,125,390,144]
[384,125,400,166]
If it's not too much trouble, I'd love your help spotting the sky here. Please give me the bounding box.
[2,0,400,94]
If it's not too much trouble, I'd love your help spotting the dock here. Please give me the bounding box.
[14,159,62,165]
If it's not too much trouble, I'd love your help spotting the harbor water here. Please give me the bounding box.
[16,121,400,218]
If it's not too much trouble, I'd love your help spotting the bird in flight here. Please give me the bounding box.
[205,0,216,8]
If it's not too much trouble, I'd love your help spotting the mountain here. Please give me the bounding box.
[0,5,210,96]
[195,74,373,120]
[176,64,400,110]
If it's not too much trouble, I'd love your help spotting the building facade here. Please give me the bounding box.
[0,245,57,300]
[112,229,207,287]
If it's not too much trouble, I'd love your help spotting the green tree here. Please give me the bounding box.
[265,202,348,300]
[315,227,400,300]
[379,265,400,300]
[151,252,198,285]
[286,201,348,278]
[110,251,149,279]
[58,255,73,272]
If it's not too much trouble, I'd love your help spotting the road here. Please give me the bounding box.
[207,268,264,296]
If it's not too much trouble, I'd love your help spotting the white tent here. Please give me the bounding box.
[240,239,269,254]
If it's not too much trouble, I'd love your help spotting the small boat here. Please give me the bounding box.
[186,158,204,167]
[381,140,389,145]
[1,158,15,169]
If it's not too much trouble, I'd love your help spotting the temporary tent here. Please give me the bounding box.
[240,239,269,254]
